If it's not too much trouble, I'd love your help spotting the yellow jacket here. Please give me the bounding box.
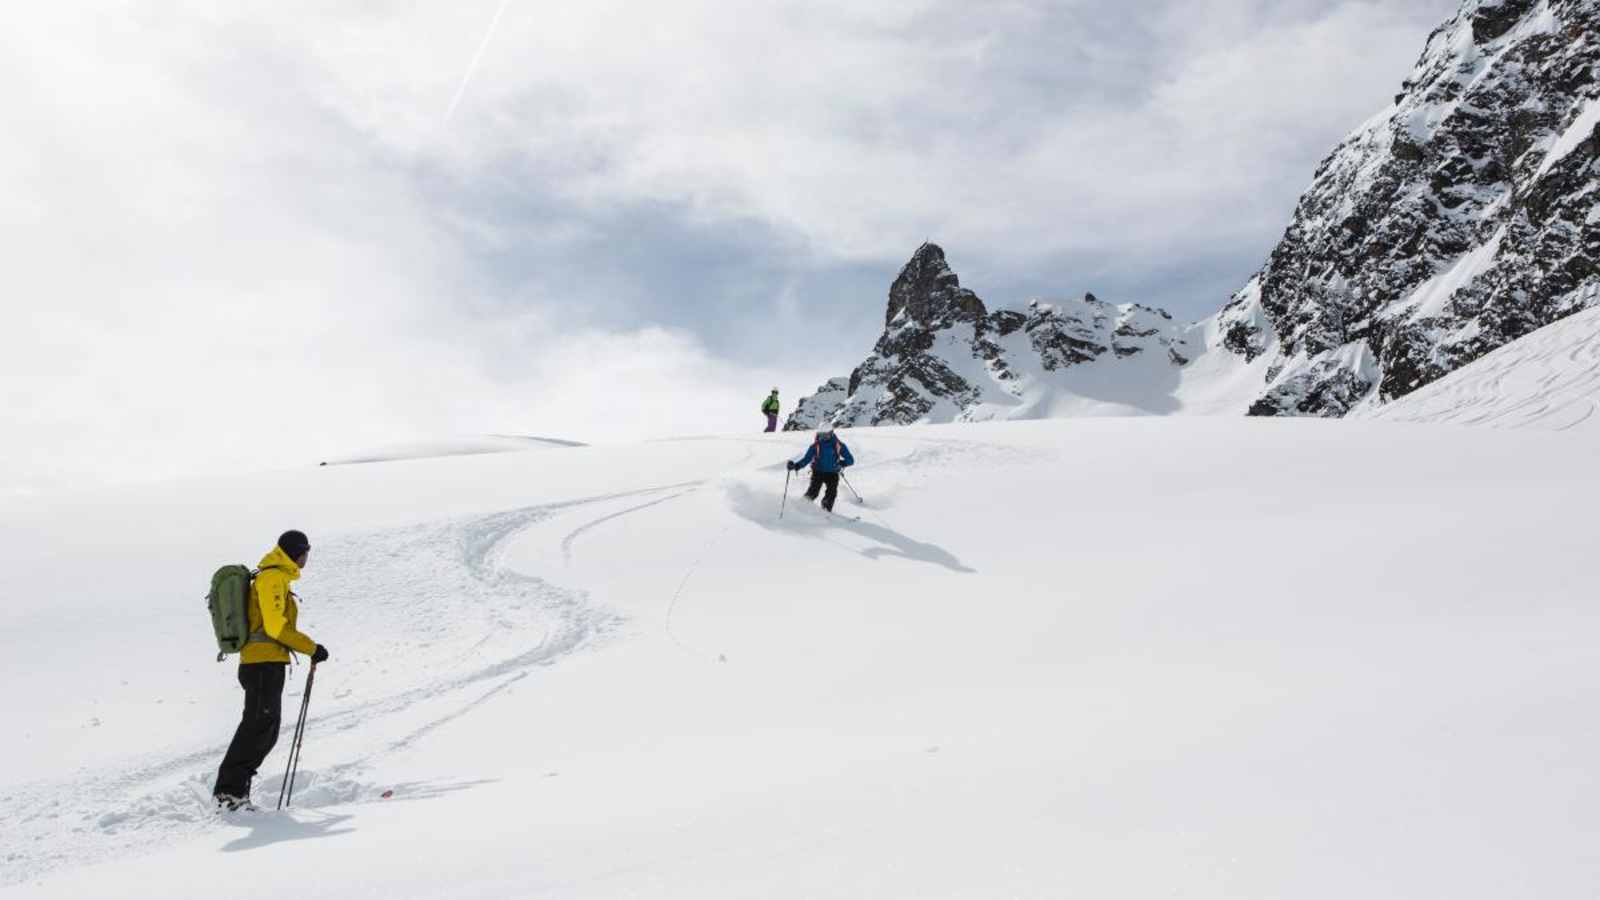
[240,545,319,664]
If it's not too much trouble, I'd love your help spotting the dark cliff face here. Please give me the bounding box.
[1220,0,1600,417]
[885,243,989,330]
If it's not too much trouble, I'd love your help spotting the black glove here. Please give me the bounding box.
[311,644,329,664]
[786,461,798,471]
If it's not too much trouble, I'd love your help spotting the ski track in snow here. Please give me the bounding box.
[1370,305,1600,433]
[560,492,694,566]
[0,484,697,887]
[1,434,1001,887]
[663,433,1016,661]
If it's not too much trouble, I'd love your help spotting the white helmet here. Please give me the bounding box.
[816,423,835,437]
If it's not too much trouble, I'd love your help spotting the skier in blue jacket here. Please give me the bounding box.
[787,424,854,512]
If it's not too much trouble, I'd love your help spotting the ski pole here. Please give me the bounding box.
[281,663,315,809]
[779,467,792,520]
[840,472,864,504]
[277,662,317,810]
[276,667,308,810]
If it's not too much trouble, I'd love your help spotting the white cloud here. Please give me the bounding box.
[0,2,807,492]
[1,0,1461,493]
[362,0,1455,265]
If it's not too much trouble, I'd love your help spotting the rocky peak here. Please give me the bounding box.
[885,243,988,330]
[787,245,1190,430]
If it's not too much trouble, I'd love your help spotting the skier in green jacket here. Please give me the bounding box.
[761,388,781,432]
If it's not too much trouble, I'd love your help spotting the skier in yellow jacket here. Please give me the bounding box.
[212,530,329,811]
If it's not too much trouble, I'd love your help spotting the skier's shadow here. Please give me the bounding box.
[220,778,494,852]
[726,480,976,574]
[220,812,355,852]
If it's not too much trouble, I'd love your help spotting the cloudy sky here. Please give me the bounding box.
[3,0,1460,493]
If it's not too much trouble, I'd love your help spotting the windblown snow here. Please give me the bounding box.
[2,417,1597,899]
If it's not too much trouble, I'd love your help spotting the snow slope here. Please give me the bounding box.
[1365,301,1600,433]
[3,419,1598,898]
[318,434,585,466]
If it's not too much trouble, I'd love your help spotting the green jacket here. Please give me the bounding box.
[761,394,780,414]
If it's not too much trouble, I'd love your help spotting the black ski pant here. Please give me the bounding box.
[804,470,841,511]
[214,662,287,798]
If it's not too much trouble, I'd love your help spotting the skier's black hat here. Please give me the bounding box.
[278,529,311,562]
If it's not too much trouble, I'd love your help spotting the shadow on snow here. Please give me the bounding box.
[220,777,494,852]
[725,480,976,574]
[220,813,355,852]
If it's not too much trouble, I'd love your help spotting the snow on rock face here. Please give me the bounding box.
[1218,0,1600,417]
[884,240,987,331]
[1360,294,1600,432]
[786,244,1192,429]
[786,376,850,429]
[795,1,1600,430]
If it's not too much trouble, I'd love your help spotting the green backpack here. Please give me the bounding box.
[207,564,257,662]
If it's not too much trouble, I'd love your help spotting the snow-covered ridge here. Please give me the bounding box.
[787,243,1197,429]
[795,0,1600,428]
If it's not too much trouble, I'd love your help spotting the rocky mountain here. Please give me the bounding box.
[1217,0,1600,416]
[792,0,1600,429]
[785,243,1195,430]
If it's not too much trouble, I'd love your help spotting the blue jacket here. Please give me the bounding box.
[793,435,854,473]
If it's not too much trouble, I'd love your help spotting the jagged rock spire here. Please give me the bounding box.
[884,243,988,329]
[786,243,1190,430]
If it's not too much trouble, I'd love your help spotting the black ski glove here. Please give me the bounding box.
[311,644,330,664]
[786,461,798,471]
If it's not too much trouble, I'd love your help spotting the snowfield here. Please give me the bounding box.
[2,418,1597,898]
[317,434,586,465]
